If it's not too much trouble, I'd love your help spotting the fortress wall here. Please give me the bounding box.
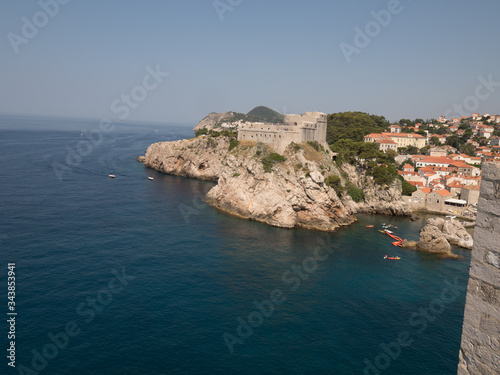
[238,129,300,153]
[237,112,327,153]
[458,162,500,374]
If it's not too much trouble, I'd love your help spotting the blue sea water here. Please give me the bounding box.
[0,116,471,375]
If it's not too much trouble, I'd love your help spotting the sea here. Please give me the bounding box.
[0,116,472,375]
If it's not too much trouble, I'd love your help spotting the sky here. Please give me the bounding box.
[0,0,499,126]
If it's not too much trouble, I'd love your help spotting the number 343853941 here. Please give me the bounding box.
[8,263,15,311]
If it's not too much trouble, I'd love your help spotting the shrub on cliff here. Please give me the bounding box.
[370,164,398,186]
[347,185,365,202]
[228,139,239,151]
[261,152,286,173]
[307,141,325,153]
[195,128,208,137]
[325,175,344,196]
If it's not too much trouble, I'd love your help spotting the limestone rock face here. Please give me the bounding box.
[145,137,356,230]
[144,137,225,181]
[416,224,452,254]
[415,217,474,256]
[340,164,412,217]
[442,219,474,249]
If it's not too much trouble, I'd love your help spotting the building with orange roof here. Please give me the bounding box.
[403,163,414,172]
[448,181,463,197]
[380,132,426,148]
[388,124,401,133]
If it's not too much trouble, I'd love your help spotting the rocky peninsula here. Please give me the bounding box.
[142,134,412,231]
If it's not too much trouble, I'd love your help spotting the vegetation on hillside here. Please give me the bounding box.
[261,152,286,173]
[326,112,389,144]
[209,106,285,128]
[245,106,284,123]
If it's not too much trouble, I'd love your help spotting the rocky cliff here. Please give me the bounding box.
[341,164,412,217]
[144,136,411,231]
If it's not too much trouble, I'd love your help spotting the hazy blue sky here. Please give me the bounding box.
[1,0,499,125]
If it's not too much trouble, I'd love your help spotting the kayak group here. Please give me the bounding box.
[366,224,404,260]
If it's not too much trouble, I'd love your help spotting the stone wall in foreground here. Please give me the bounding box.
[458,162,500,374]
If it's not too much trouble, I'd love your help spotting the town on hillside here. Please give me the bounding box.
[363,113,500,219]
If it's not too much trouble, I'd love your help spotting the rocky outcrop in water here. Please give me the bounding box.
[413,217,473,257]
[427,217,473,249]
[416,224,452,254]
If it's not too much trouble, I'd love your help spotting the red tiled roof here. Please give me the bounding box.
[420,187,432,194]
[409,181,424,187]
[382,132,425,138]
[448,181,463,188]
[435,189,452,197]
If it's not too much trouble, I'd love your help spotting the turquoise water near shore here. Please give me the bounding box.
[0,117,471,374]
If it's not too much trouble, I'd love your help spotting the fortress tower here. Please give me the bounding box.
[237,112,327,153]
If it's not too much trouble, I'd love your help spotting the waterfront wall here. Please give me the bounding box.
[458,162,500,374]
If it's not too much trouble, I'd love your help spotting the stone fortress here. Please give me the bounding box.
[237,111,327,153]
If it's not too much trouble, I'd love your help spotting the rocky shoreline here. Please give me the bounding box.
[141,136,413,232]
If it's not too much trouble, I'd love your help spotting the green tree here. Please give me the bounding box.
[398,175,417,196]
[399,119,414,127]
[446,135,463,149]
[459,144,476,157]
[429,136,440,146]
[406,145,419,155]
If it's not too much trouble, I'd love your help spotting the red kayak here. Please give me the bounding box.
[384,255,401,260]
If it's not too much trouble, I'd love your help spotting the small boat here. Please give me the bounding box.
[366,225,374,228]
[385,230,393,234]
[108,174,115,178]
[384,255,401,260]
[148,177,154,181]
